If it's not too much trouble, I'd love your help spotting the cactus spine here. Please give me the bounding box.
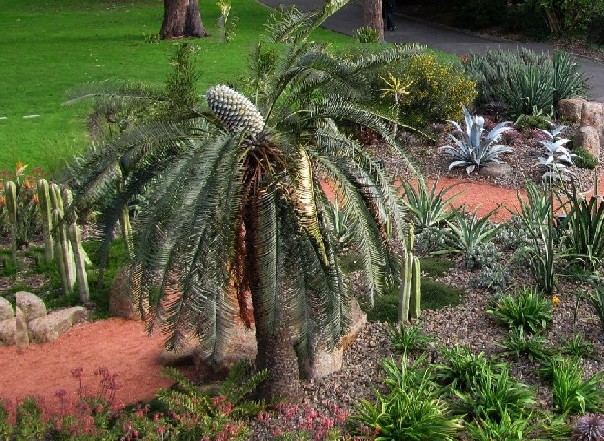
[4,181,17,268]
[37,179,54,262]
[63,188,89,302]
[399,225,422,323]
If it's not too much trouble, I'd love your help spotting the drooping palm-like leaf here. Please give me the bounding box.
[65,1,416,400]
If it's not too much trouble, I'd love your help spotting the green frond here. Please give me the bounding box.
[64,79,165,107]
[315,127,407,241]
[311,151,390,306]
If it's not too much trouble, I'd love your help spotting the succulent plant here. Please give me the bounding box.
[538,124,576,181]
[572,414,604,441]
[441,106,512,174]
[206,84,265,138]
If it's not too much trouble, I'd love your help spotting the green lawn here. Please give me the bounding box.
[0,0,353,174]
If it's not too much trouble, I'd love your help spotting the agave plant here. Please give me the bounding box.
[64,1,419,402]
[441,106,512,174]
[538,124,576,181]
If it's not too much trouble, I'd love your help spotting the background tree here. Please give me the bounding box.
[65,0,419,402]
[160,0,209,39]
[364,0,384,42]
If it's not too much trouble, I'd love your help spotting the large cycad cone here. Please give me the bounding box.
[206,84,265,138]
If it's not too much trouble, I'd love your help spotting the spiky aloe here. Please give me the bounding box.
[441,106,512,174]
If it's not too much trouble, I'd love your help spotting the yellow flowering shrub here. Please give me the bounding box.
[390,53,477,128]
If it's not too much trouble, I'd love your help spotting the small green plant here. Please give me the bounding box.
[573,147,598,170]
[514,112,552,130]
[488,287,552,334]
[217,0,238,43]
[453,363,535,422]
[389,323,434,354]
[560,334,594,359]
[401,176,459,232]
[352,355,462,440]
[441,106,513,174]
[354,26,380,43]
[435,346,497,392]
[499,326,551,361]
[550,356,604,414]
[514,180,558,294]
[437,208,501,269]
[465,410,535,441]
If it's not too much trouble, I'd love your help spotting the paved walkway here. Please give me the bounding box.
[258,0,604,102]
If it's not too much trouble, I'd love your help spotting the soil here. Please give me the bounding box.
[0,318,197,408]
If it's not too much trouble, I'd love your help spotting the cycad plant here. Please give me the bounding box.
[65,1,419,402]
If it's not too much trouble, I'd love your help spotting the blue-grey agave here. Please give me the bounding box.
[441,106,512,174]
[538,124,576,181]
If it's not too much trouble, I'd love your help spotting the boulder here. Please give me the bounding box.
[575,126,601,159]
[109,266,146,321]
[581,102,604,133]
[15,291,46,323]
[0,318,15,346]
[303,298,367,379]
[28,307,88,343]
[194,325,257,381]
[558,98,587,123]
[15,306,29,352]
[0,297,14,321]
[479,163,513,180]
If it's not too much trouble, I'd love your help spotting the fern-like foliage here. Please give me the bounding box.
[64,2,416,397]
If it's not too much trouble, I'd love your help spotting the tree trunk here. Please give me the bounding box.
[364,0,384,42]
[160,0,209,40]
[255,325,303,403]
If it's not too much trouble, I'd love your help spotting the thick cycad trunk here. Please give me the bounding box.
[245,192,303,403]
[160,0,209,39]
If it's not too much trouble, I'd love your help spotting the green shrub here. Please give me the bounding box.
[488,287,553,334]
[515,113,553,130]
[454,362,535,422]
[560,334,594,359]
[436,346,498,392]
[499,326,551,361]
[550,356,604,414]
[466,410,535,441]
[401,176,459,232]
[352,355,462,440]
[573,147,598,169]
[438,208,502,269]
[355,26,380,43]
[464,49,587,118]
[387,53,477,127]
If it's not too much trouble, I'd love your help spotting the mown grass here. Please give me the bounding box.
[0,0,353,174]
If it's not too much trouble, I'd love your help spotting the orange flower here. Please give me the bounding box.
[15,161,27,177]
[552,294,561,307]
[0,196,5,207]
[31,194,39,204]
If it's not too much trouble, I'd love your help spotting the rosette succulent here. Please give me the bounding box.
[441,106,513,174]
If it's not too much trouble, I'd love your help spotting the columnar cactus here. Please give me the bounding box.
[50,183,76,295]
[37,179,54,262]
[4,181,17,268]
[399,225,421,323]
[206,84,265,138]
[63,187,89,303]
